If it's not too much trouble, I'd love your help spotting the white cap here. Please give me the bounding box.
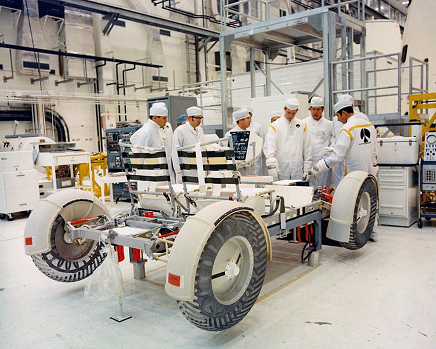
[150,103,168,116]
[233,108,250,122]
[154,102,166,107]
[270,110,282,118]
[333,99,352,113]
[338,94,354,104]
[241,105,253,114]
[186,106,203,116]
[309,97,324,107]
[285,98,300,110]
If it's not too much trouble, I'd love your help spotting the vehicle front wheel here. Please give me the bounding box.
[177,211,267,331]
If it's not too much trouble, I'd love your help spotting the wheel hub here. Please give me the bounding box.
[225,260,240,280]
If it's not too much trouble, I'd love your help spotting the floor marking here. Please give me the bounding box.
[0,236,23,243]
[255,264,322,303]
[144,265,167,275]
[139,278,165,288]
[272,256,301,262]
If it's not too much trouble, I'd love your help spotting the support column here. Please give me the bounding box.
[220,37,228,133]
[250,48,256,98]
[360,33,367,114]
[265,50,271,96]
[323,12,335,119]
[347,28,354,95]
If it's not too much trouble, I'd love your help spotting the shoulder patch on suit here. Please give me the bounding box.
[269,124,277,132]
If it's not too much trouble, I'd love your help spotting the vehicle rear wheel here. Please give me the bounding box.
[340,177,377,250]
[178,211,267,331]
[31,199,107,282]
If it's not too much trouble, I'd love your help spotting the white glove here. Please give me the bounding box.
[302,169,310,181]
[176,172,182,184]
[268,167,279,180]
[266,157,279,170]
[266,157,279,181]
[312,159,329,175]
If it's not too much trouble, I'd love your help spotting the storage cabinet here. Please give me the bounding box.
[0,169,40,216]
[378,165,419,227]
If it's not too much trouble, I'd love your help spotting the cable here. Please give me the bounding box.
[301,241,314,261]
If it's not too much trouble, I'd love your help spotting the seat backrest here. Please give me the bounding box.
[120,142,175,214]
[176,138,242,202]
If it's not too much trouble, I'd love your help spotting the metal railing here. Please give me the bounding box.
[331,51,429,115]
[219,0,365,31]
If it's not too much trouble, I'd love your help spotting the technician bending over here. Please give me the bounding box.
[311,99,378,179]
[263,98,313,181]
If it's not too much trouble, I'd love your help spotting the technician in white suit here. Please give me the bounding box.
[332,94,370,187]
[303,97,334,187]
[225,108,254,176]
[130,103,171,149]
[263,98,312,181]
[172,106,205,183]
[312,99,377,176]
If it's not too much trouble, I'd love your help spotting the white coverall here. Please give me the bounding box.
[225,125,253,176]
[332,109,370,187]
[130,120,174,190]
[303,115,334,187]
[263,116,312,180]
[247,121,264,175]
[172,122,205,177]
[131,121,173,150]
[325,115,377,174]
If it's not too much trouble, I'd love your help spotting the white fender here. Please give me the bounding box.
[24,189,111,255]
[327,171,376,242]
[165,201,271,301]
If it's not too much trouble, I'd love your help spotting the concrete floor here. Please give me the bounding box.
[1,206,435,349]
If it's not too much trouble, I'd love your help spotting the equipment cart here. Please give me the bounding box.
[418,132,436,228]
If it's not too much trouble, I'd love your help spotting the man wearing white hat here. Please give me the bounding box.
[263,98,312,181]
[131,103,172,149]
[270,110,281,124]
[172,106,205,183]
[226,108,252,135]
[242,104,263,175]
[332,94,369,187]
[311,98,377,178]
[225,108,254,176]
[303,96,334,187]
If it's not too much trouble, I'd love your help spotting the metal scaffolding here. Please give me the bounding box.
[218,0,367,131]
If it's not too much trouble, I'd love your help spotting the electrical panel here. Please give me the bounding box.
[422,163,436,190]
[423,132,436,161]
[106,127,140,172]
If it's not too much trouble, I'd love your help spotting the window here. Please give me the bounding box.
[215,51,232,72]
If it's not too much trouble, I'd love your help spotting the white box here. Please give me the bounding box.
[0,169,40,214]
[377,137,419,165]
[0,151,34,172]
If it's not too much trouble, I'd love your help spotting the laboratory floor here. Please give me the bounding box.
[1,204,435,349]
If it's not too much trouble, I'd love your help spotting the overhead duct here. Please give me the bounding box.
[16,0,50,75]
[62,6,96,79]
